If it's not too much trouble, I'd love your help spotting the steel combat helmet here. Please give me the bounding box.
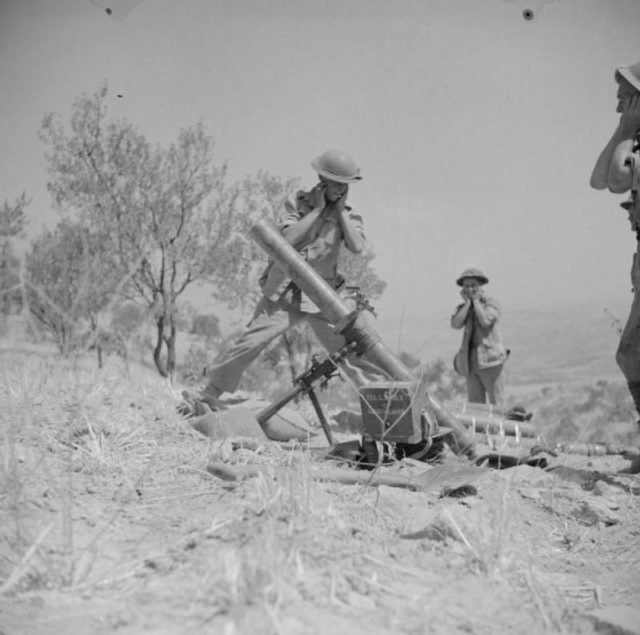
[311,149,362,183]
[615,61,640,93]
[456,267,489,287]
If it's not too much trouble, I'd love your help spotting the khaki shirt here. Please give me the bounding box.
[452,295,508,376]
[259,189,365,312]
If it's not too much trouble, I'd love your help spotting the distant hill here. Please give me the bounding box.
[3,297,631,395]
[376,299,630,390]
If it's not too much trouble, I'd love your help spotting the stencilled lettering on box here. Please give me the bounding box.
[359,381,426,443]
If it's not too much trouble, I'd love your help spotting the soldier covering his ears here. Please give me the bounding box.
[185,149,385,410]
[590,61,640,431]
[451,268,509,406]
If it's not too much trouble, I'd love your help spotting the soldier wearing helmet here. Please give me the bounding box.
[261,149,365,309]
[590,61,640,431]
[185,149,384,412]
[451,268,508,406]
[591,61,640,193]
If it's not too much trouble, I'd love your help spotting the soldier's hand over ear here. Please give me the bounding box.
[332,186,349,214]
[310,183,327,210]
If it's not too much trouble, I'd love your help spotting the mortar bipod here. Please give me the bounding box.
[256,342,358,446]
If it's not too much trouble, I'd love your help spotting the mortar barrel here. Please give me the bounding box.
[250,219,415,382]
[250,219,351,324]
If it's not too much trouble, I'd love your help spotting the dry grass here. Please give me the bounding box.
[0,348,184,592]
[1,345,638,634]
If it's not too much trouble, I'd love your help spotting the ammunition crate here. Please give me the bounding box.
[358,381,428,444]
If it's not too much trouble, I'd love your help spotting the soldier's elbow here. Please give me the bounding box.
[609,181,631,195]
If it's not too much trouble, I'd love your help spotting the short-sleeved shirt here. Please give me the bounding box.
[452,295,508,375]
[259,188,365,312]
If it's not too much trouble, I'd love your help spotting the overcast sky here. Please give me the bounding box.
[1,0,639,356]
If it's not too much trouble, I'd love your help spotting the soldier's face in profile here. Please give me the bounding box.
[616,77,639,112]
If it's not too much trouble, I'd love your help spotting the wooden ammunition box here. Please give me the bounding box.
[359,381,427,444]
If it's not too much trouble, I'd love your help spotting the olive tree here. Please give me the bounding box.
[26,219,121,359]
[0,193,29,317]
[39,84,237,376]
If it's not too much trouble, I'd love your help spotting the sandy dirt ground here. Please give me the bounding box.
[1,352,640,635]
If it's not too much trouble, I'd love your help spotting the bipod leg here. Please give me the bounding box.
[307,387,334,446]
[257,383,305,427]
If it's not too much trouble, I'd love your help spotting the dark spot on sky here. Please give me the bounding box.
[117,94,123,98]
[522,8,534,20]
[106,8,112,15]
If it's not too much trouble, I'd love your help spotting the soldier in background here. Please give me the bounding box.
[450,268,509,406]
[590,61,640,430]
